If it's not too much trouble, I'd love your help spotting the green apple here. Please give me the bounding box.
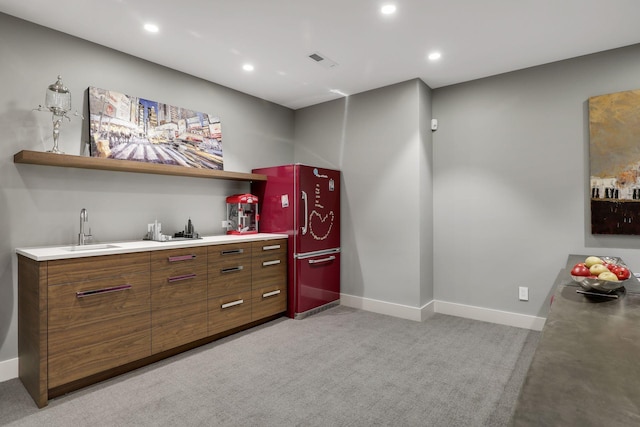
[590,264,609,276]
[585,256,604,268]
[598,271,619,282]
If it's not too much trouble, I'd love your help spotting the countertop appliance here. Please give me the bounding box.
[252,164,340,319]
[226,193,259,234]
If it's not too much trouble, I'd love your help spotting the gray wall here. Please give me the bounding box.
[4,9,640,370]
[432,44,640,318]
[0,14,293,364]
[294,80,434,308]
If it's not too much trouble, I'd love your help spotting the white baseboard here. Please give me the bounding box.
[340,294,434,322]
[0,357,18,382]
[434,300,546,331]
[340,293,546,331]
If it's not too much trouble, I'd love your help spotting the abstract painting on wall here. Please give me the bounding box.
[88,87,223,169]
[589,88,640,234]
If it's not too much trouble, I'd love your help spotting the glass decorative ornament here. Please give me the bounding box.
[34,75,82,154]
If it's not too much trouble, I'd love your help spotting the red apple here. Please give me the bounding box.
[571,263,591,277]
[614,266,631,280]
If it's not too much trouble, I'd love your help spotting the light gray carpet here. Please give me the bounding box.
[0,306,539,426]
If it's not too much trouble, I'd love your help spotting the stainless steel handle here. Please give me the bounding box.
[262,289,281,298]
[76,284,132,298]
[308,255,336,264]
[168,273,197,283]
[221,266,244,274]
[301,190,308,235]
[168,254,196,262]
[262,244,281,251]
[221,299,244,309]
[262,259,281,267]
[221,248,244,255]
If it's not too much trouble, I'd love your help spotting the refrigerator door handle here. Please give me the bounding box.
[308,255,336,264]
[301,190,308,235]
[295,248,341,259]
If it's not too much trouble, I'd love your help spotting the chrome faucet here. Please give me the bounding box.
[78,208,92,245]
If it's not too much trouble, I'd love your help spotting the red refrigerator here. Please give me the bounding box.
[252,164,340,319]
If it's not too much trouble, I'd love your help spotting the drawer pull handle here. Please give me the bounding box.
[221,249,244,255]
[308,255,336,265]
[168,254,196,262]
[221,299,244,309]
[262,244,281,251]
[262,260,281,267]
[76,284,132,298]
[168,273,197,283]
[221,266,244,274]
[262,289,281,298]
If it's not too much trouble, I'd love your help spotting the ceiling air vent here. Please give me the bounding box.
[308,52,338,69]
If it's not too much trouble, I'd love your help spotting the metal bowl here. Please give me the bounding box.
[571,257,629,293]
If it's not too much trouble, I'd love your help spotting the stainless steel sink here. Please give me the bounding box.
[63,244,120,252]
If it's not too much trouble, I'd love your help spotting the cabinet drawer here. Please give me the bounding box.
[151,264,207,309]
[252,252,287,289]
[208,255,252,297]
[252,285,287,321]
[152,300,208,354]
[251,240,286,257]
[208,242,252,263]
[47,273,151,388]
[48,252,150,286]
[150,246,206,270]
[208,292,252,336]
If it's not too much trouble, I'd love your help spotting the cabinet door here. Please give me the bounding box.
[150,247,208,354]
[47,272,151,388]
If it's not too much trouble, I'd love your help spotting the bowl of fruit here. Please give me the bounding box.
[570,256,632,293]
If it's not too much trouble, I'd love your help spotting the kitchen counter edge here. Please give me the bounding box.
[16,233,289,261]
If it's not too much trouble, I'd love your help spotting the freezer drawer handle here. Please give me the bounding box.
[308,255,336,265]
[221,299,244,309]
[262,244,281,251]
[221,248,244,255]
[76,284,132,298]
[168,273,197,283]
[262,289,281,298]
[221,266,244,274]
[262,259,281,267]
[168,254,196,262]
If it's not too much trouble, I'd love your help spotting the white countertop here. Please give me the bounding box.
[16,233,289,261]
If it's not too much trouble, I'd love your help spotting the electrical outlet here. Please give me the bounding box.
[519,286,529,301]
[221,220,229,228]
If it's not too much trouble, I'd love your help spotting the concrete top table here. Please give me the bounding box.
[511,254,640,426]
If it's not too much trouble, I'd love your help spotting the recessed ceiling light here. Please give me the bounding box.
[143,23,159,33]
[381,4,396,15]
[428,52,441,61]
[242,64,254,72]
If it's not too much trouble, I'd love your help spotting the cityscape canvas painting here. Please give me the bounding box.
[88,87,223,169]
[589,88,640,234]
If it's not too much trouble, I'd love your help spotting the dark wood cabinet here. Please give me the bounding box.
[18,237,287,408]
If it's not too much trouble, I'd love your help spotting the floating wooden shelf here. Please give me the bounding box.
[13,150,267,182]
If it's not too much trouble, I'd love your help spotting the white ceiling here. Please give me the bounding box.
[2,0,640,110]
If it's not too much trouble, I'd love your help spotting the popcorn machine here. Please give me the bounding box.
[226,193,259,234]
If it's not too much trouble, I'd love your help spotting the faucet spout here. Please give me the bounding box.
[79,208,90,245]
